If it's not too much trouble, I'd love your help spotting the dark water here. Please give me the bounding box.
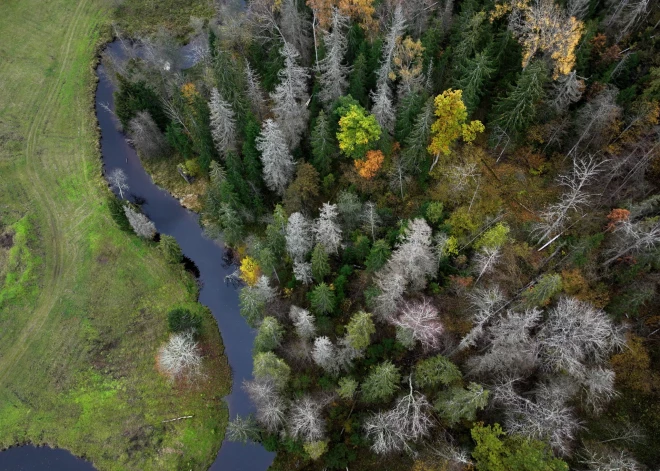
[0,445,95,471]
[96,41,274,470]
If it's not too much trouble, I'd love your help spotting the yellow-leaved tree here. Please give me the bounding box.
[240,256,261,286]
[427,89,484,172]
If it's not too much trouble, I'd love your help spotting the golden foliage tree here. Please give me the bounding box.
[240,256,262,286]
[355,150,385,179]
[427,89,485,171]
[307,0,376,32]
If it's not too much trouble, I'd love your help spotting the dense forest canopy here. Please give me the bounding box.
[106,0,660,469]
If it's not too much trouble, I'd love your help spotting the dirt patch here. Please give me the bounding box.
[0,231,13,249]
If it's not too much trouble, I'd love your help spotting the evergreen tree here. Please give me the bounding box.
[311,243,331,281]
[310,111,335,176]
[454,50,496,115]
[492,60,549,137]
[271,42,310,149]
[309,282,335,315]
[361,361,401,403]
[348,52,369,106]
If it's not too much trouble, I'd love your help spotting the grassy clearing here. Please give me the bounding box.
[113,0,216,38]
[0,0,230,469]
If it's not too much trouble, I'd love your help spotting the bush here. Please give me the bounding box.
[167,308,202,334]
[107,196,131,232]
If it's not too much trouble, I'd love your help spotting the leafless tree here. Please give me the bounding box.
[245,61,267,119]
[288,396,326,442]
[372,266,407,321]
[256,119,295,195]
[538,297,625,380]
[244,377,287,432]
[604,217,660,265]
[533,155,605,246]
[467,308,541,379]
[293,260,313,284]
[286,212,314,261]
[280,0,313,62]
[124,205,157,239]
[318,8,350,105]
[208,87,236,156]
[157,332,203,381]
[568,87,621,159]
[290,305,317,339]
[312,336,341,375]
[362,202,382,242]
[388,218,438,291]
[313,203,343,254]
[581,366,618,414]
[371,81,396,133]
[227,414,261,444]
[581,445,643,471]
[459,286,507,350]
[128,111,167,159]
[568,0,591,19]
[107,168,129,199]
[607,0,650,40]
[390,299,444,351]
[473,247,501,283]
[551,70,584,113]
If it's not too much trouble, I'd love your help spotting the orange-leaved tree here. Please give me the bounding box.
[427,89,484,172]
[355,150,384,179]
[240,256,262,286]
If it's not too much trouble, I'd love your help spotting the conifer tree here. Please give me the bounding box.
[271,42,310,149]
[454,50,495,115]
[310,111,335,176]
[256,119,295,195]
[208,87,236,156]
[318,8,351,105]
[348,52,369,106]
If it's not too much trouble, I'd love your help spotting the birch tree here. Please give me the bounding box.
[244,378,287,432]
[361,201,381,241]
[312,336,341,375]
[286,212,314,261]
[208,87,236,156]
[128,111,167,159]
[313,202,342,254]
[256,119,295,195]
[390,299,444,351]
[271,42,310,149]
[388,218,437,291]
[290,305,317,339]
[107,168,129,199]
[157,332,202,381]
[318,8,350,105]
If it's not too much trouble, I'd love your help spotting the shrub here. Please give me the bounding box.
[167,308,202,334]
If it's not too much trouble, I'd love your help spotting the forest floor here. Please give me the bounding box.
[0,0,229,470]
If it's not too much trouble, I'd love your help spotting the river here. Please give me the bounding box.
[0,41,274,471]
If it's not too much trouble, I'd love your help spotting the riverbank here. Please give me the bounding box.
[0,0,229,469]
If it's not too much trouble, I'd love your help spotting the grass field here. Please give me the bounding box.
[0,0,230,469]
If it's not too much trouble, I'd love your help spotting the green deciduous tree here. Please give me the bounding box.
[337,104,381,159]
[253,352,291,390]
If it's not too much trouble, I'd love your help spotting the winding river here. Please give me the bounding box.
[0,42,273,471]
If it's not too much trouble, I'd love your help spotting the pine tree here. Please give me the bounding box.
[310,282,335,315]
[271,42,310,149]
[256,119,295,195]
[208,87,236,156]
[318,8,351,105]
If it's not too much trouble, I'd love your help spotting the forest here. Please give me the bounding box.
[105,0,660,469]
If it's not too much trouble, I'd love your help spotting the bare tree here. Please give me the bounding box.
[567,0,591,19]
[533,155,605,246]
[271,42,310,149]
[293,260,313,284]
[607,0,650,40]
[604,217,660,265]
[288,396,326,441]
[227,414,261,444]
[280,0,313,62]
[459,286,506,350]
[107,168,129,199]
[568,87,621,159]
[312,336,341,375]
[124,205,157,239]
[467,308,541,379]
[313,203,343,254]
[388,218,438,291]
[390,299,444,351]
[551,70,584,113]
[318,8,350,105]
[371,81,396,133]
[245,61,268,119]
[581,445,643,471]
[157,332,202,381]
[581,366,618,414]
[208,87,236,156]
[244,377,287,432]
[362,202,382,242]
[256,119,296,195]
[538,297,625,380]
[372,266,406,321]
[128,111,167,159]
[290,305,317,339]
[472,247,501,283]
[286,212,314,261]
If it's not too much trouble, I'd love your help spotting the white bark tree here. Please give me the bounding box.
[285,212,314,261]
[271,42,310,149]
[313,202,342,255]
[362,201,381,242]
[288,396,326,442]
[256,119,295,195]
[390,299,444,351]
[124,205,156,239]
[459,286,506,350]
[604,217,660,265]
[551,70,584,113]
[472,247,501,283]
[244,377,287,432]
[467,308,542,378]
[107,168,129,199]
[293,260,313,284]
[157,332,202,381]
[318,8,350,105]
[538,297,625,380]
[388,218,437,291]
[533,155,605,245]
[290,305,317,339]
[208,87,236,156]
[372,266,406,321]
[280,0,313,62]
[312,336,341,375]
[371,81,396,133]
[128,111,167,159]
[568,87,621,158]
[245,61,267,119]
